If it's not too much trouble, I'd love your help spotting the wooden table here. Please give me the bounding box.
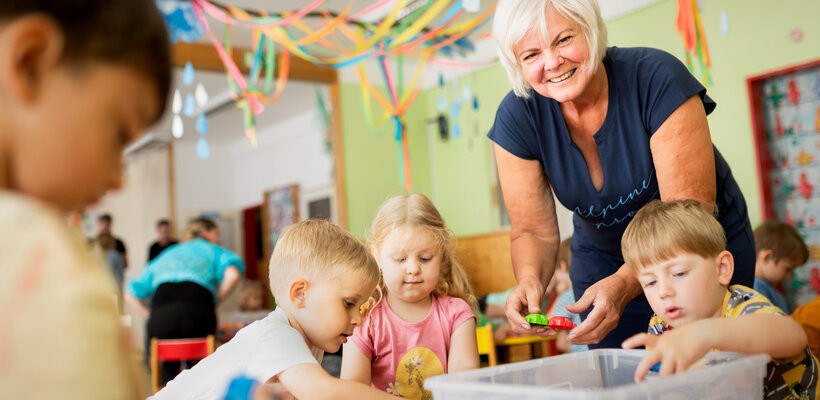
[497,335,558,363]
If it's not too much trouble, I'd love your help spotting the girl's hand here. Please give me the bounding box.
[622,322,713,382]
[565,271,637,344]
[505,277,555,336]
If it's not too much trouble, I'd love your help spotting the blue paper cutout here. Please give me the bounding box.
[197,137,210,159]
[196,113,209,134]
[184,93,196,116]
[183,61,195,86]
[156,1,204,43]
[437,94,447,112]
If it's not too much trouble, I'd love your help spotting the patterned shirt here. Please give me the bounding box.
[648,285,818,399]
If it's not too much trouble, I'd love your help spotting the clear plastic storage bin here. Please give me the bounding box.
[424,349,768,400]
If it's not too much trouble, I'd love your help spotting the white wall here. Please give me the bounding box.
[174,108,333,217]
[86,145,172,352]
[229,109,334,210]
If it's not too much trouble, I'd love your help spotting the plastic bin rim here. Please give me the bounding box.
[424,349,770,395]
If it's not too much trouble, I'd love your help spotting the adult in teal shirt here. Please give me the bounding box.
[126,217,244,385]
[488,0,755,349]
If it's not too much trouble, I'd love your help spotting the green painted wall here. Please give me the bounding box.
[340,82,432,238]
[422,67,510,236]
[605,0,820,228]
[341,0,820,236]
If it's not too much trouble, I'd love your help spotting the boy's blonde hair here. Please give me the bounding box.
[268,219,380,300]
[754,220,809,265]
[365,193,477,312]
[622,200,725,270]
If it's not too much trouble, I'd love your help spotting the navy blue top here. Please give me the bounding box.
[488,47,754,347]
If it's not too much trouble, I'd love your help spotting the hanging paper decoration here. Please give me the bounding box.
[676,0,711,85]
[196,113,209,134]
[172,90,182,114]
[172,115,184,138]
[158,0,204,43]
[719,10,729,36]
[184,93,196,116]
[197,137,211,159]
[182,61,196,86]
[164,0,498,188]
[195,83,209,107]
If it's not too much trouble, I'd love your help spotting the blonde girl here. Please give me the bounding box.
[340,193,479,399]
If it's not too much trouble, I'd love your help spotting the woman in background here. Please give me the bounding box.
[126,217,244,385]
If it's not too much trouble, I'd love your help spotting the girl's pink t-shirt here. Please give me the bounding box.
[349,294,474,398]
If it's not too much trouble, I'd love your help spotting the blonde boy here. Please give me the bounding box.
[621,200,818,399]
[153,220,397,400]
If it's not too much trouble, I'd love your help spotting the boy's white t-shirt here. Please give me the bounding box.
[151,307,322,400]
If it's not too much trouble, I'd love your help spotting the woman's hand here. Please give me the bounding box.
[565,266,641,344]
[505,276,556,336]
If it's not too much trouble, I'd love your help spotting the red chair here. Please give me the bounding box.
[150,335,215,393]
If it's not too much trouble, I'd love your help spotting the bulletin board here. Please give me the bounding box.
[747,58,820,306]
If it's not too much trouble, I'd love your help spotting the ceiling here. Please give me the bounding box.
[148,0,663,148]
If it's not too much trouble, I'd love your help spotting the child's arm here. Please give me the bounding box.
[339,342,371,384]
[279,363,395,400]
[623,314,808,382]
[448,317,479,372]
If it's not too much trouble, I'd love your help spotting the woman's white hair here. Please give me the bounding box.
[493,0,608,98]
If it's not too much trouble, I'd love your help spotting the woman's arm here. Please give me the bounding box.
[650,95,716,209]
[447,318,479,372]
[123,292,149,319]
[494,144,561,335]
[218,266,241,302]
[339,342,372,384]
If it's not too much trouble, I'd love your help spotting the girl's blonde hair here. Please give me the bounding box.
[364,193,477,314]
[182,217,218,241]
[622,199,724,271]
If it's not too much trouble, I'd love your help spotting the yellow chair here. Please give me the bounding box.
[475,323,498,367]
[150,335,215,393]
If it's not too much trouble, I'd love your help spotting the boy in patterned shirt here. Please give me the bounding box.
[621,200,817,400]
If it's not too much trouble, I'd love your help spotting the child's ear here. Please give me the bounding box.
[757,249,775,265]
[289,278,309,308]
[0,16,63,106]
[716,250,734,286]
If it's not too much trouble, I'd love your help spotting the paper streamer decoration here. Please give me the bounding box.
[676,0,712,85]
[170,0,497,189]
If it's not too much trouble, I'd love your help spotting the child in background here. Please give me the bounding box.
[95,232,127,303]
[152,220,398,400]
[792,297,820,358]
[341,193,479,399]
[546,237,588,353]
[753,220,808,313]
[0,1,171,398]
[620,200,818,399]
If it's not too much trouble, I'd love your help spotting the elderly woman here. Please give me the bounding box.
[488,0,755,348]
